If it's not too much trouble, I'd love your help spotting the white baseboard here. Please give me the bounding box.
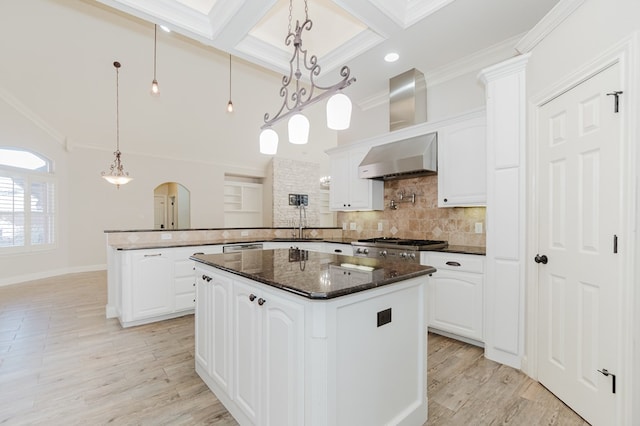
[0,264,106,287]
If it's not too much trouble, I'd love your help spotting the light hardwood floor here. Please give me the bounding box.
[0,271,588,425]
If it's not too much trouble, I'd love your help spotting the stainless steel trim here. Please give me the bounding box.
[222,243,263,253]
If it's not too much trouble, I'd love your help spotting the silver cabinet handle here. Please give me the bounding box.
[144,253,162,257]
[445,261,461,267]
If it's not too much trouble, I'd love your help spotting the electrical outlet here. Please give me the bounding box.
[378,222,383,231]
[241,230,249,236]
[342,222,347,230]
[350,222,357,231]
[475,222,483,234]
[161,233,172,240]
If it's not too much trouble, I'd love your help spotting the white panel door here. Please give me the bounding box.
[537,63,621,425]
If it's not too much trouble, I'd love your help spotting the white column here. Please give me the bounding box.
[478,53,530,369]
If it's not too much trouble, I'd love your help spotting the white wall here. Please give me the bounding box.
[0,0,339,285]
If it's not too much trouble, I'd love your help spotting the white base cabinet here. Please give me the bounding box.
[195,264,428,426]
[115,245,222,327]
[422,252,484,343]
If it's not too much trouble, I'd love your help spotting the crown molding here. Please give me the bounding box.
[368,0,455,29]
[515,0,585,54]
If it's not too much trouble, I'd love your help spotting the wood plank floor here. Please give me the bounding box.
[0,271,588,425]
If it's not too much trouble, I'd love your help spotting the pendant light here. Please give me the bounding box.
[259,0,356,154]
[151,24,160,96]
[227,54,234,113]
[101,61,133,188]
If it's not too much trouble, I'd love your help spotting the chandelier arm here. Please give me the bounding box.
[261,77,354,129]
[260,11,357,130]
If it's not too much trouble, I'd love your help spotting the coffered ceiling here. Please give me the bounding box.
[95,0,559,104]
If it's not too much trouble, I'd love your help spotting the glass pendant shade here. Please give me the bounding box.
[288,114,309,144]
[151,79,160,96]
[103,174,133,186]
[260,129,279,155]
[326,93,352,130]
[227,100,234,113]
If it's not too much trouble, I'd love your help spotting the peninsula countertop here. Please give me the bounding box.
[191,249,436,300]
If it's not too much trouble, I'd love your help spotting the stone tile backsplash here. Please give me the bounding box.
[337,175,486,247]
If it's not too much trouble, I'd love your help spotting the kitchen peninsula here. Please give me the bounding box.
[191,248,434,426]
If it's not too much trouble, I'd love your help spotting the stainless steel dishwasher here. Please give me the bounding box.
[222,243,263,253]
[222,243,264,272]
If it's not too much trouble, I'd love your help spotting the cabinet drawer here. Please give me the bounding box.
[176,276,196,294]
[426,253,484,273]
[175,259,196,277]
[176,293,196,310]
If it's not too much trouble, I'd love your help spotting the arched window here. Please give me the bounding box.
[0,147,55,250]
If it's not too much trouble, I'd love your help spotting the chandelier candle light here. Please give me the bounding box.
[259,0,356,155]
[102,61,133,188]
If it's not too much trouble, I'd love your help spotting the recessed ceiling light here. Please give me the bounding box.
[384,52,399,63]
[159,25,171,33]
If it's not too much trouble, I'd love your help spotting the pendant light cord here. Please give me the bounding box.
[229,54,232,100]
[153,24,157,80]
[115,62,120,152]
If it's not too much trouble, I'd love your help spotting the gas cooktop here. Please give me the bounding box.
[353,237,448,250]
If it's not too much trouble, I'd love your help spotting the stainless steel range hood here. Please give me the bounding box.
[359,68,436,180]
[358,132,437,180]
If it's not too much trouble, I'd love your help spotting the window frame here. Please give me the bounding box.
[0,148,56,254]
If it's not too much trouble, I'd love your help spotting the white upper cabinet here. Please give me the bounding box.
[328,147,384,211]
[437,116,487,207]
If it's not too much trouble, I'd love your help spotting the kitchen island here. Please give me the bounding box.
[191,248,435,426]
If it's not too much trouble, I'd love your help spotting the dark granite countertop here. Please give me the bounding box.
[191,249,435,300]
[435,245,486,256]
[112,237,357,251]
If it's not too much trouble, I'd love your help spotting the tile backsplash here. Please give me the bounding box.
[337,175,486,247]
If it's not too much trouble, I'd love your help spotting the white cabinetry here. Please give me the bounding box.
[196,266,304,426]
[117,244,223,327]
[422,252,484,344]
[195,263,428,426]
[128,249,174,320]
[329,147,384,211]
[195,270,232,397]
[438,116,487,207]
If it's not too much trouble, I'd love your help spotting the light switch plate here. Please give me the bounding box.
[475,222,483,234]
[161,233,172,240]
[350,222,357,231]
[378,222,383,231]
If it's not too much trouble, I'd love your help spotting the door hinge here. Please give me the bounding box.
[606,91,623,113]
[613,234,618,254]
[597,368,616,394]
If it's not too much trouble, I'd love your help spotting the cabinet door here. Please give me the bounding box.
[347,147,371,209]
[438,117,487,207]
[209,272,232,394]
[428,270,483,341]
[130,251,174,320]
[195,271,211,372]
[329,150,351,210]
[261,289,305,426]
[232,280,262,424]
